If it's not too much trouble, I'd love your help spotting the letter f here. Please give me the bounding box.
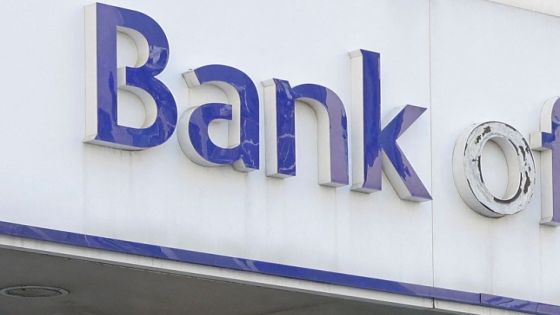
[531,97,560,225]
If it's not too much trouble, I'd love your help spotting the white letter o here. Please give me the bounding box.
[453,121,536,218]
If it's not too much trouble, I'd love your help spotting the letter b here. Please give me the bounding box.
[84,3,177,149]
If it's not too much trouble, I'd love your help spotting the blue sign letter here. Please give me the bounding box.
[263,79,349,186]
[85,3,177,149]
[532,97,560,225]
[178,65,259,171]
[350,49,431,201]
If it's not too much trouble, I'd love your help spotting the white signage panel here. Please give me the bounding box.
[0,0,558,313]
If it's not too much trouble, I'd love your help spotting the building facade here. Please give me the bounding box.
[0,0,559,314]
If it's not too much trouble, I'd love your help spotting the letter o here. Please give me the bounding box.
[453,121,536,218]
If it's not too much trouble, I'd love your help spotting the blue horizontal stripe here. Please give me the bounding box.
[0,220,557,314]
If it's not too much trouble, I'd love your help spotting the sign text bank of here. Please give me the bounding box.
[86,2,560,226]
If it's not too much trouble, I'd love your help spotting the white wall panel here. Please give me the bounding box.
[0,0,433,287]
[430,0,560,305]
